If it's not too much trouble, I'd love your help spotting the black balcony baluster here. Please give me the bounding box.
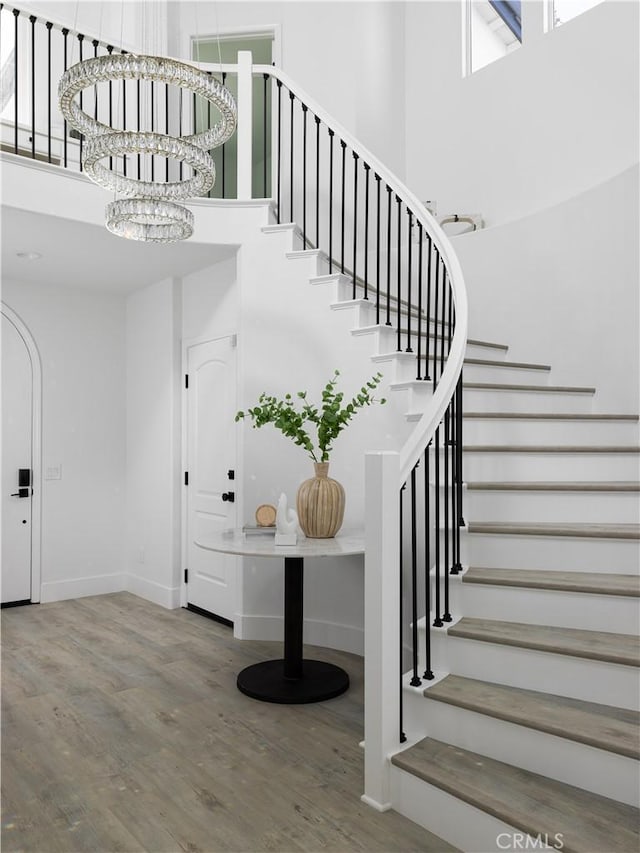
[440,258,447,381]
[396,196,402,352]
[443,406,452,623]
[62,28,68,166]
[165,81,169,182]
[315,115,320,249]
[302,103,307,246]
[46,22,52,162]
[424,235,433,381]
[410,464,421,687]
[106,46,113,170]
[13,9,19,154]
[289,90,294,223]
[399,483,407,744]
[221,72,227,197]
[352,151,359,299]
[406,211,414,352]
[276,79,282,221]
[363,163,370,300]
[423,442,434,679]
[179,88,183,180]
[340,140,346,273]
[433,424,443,627]
[416,223,423,379]
[150,80,155,181]
[385,185,392,326]
[328,129,334,272]
[92,39,99,126]
[432,248,440,390]
[375,174,381,323]
[263,74,269,198]
[121,51,127,176]
[77,35,84,169]
[30,15,35,159]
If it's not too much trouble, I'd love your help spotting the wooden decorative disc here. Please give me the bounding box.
[255,504,277,527]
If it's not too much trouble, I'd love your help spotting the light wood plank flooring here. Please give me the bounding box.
[1,592,455,853]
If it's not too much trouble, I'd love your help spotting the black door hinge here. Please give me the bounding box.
[184,471,189,486]
[184,568,189,583]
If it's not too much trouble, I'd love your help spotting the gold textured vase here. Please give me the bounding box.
[296,462,345,538]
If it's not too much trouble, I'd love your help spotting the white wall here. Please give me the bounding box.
[1,278,126,601]
[125,276,183,608]
[453,165,639,411]
[405,0,639,225]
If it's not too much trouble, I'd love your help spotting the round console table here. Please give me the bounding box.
[195,529,364,704]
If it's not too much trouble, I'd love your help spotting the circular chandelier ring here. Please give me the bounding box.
[58,54,237,151]
[83,131,216,199]
[106,198,194,243]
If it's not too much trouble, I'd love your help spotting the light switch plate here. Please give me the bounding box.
[45,465,62,480]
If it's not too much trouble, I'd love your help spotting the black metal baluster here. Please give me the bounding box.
[340,140,346,273]
[276,78,282,221]
[107,46,113,171]
[62,27,68,166]
[375,174,381,323]
[289,90,294,223]
[433,425,443,627]
[165,81,169,182]
[450,387,462,576]
[122,50,127,176]
[78,34,84,170]
[406,211,413,352]
[439,258,447,382]
[263,73,268,198]
[410,464,421,686]
[385,185,392,326]
[302,103,307,246]
[432,248,440,390]
[150,79,155,182]
[46,21,52,163]
[315,115,320,249]
[363,163,370,300]
[328,129,334,272]
[221,72,227,197]
[192,90,196,136]
[352,152,358,299]
[443,406,452,622]
[13,9,19,154]
[416,224,423,379]
[179,88,183,180]
[423,443,434,679]
[399,483,407,744]
[92,39,98,128]
[396,195,402,351]
[30,15,35,159]
[424,235,433,381]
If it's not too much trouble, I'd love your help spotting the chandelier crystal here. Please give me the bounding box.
[58,53,237,243]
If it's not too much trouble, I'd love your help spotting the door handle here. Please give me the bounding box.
[10,488,30,498]
[222,491,235,503]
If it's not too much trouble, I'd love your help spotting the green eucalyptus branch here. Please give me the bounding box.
[235,370,386,463]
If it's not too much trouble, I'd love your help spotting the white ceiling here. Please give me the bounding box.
[1,206,237,295]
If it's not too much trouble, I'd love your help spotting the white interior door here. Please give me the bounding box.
[2,314,33,604]
[186,336,238,623]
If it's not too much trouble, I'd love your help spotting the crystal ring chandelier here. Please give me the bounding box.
[58,52,237,243]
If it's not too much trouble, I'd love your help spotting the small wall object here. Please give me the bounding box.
[275,492,298,546]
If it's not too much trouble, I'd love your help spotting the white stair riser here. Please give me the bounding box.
[407,694,639,807]
[463,418,640,446]
[372,353,422,383]
[463,388,593,414]
[390,764,552,853]
[464,488,640,524]
[464,530,640,574]
[455,578,640,634]
[462,451,639,480]
[462,363,551,384]
[429,631,640,710]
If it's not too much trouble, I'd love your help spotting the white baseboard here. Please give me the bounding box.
[40,572,125,603]
[234,613,364,656]
[124,573,181,609]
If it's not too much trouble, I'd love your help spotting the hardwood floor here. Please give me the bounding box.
[1,592,456,853]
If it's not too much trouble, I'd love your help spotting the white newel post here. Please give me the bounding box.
[236,51,253,200]
[362,451,401,812]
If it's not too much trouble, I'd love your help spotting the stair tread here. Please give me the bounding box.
[464,357,551,370]
[467,521,640,539]
[391,737,639,852]
[464,412,639,420]
[464,445,640,452]
[425,674,640,759]
[448,617,640,666]
[466,481,640,490]
[463,568,640,597]
[464,382,596,393]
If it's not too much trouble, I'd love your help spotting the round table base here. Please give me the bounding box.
[236,659,349,704]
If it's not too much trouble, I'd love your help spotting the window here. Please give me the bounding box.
[466,0,522,75]
[551,0,605,28]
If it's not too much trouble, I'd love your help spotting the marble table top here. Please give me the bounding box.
[195,528,365,559]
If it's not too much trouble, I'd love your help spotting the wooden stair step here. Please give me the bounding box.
[391,738,639,853]
[465,481,640,491]
[463,382,595,394]
[424,674,640,759]
[467,522,640,539]
[464,445,640,453]
[462,568,640,597]
[447,617,640,666]
[464,412,639,420]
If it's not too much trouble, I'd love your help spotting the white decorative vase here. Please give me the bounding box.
[296,462,345,539]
